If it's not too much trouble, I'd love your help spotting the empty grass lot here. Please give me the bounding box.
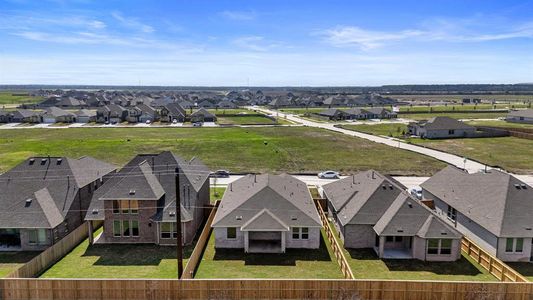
[217,115,278,125]
[41,228,193,278]
[0,127,445,175]
[399,112,507,120]
[194,229,343,279]
[340,124,408,138]
[328,223,495,281]
[0,92,42,105]
[0,251,41,277]
[466,120,533,129]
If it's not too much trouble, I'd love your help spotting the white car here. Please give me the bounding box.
[409,186,423,200]
[172,119,178,124]
[318,171,340,179]
[145,120,151,124]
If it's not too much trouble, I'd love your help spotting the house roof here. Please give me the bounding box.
[190,108,215,118]
[322,170,403,226]
[421,166,533,237]
[212,174,321,229]
[373,193,461,239]
[0,156,116,228]
[163,103,186,117]
[317,108,349,117]
[507,109,533,119]
[417,117,475,131]
[85,151,209,223]
[241,209,289,231]
[43,107,75,118]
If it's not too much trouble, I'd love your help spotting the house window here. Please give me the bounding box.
[113,221,121,237]
[427,239,453,255]
[122,220,130,236]
[506,238,524,253]
[131,220,139,237]
[447,205,457,221]
[448,129,455,135]
[386,236,394,242]
[291,227,309,240]
[161,223,172,239]
[227,227,237,239]
[172,222,178,239]
[112,200,120,214]
[120,200,130,214]
[130,200,139,214]
[28,229,47,245]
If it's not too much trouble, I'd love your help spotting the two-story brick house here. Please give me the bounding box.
[85,151,210,245]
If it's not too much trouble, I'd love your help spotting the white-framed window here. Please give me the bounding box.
[505,238,524,253]
[427,239,453,255]
[28,229,47,245]
[226,227,237,239]
[291,227,309,240]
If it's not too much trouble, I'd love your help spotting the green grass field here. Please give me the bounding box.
[0,92,42,105]
[466,120,533,129]
[340,124,408,137]
[0,251,41,277]
[398,112,507,120]
[217,115,278,125]
[391,94,533,103]
[194,229,343,279]
[0,127,445,175]
[41,228,193,278]
[210,187,226,203]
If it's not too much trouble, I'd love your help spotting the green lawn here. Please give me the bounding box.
[210,187,226,203]
[391,94,533,103]
[466,120,533,129]
[0,127,445,175]
[507,263,533,282]
[411,136,533,174]
[207,109,252,115]
[41,228,193,278]
[340,124,408,137]
[399,112,507,120]
[0,251,41,277]
[328,223,495,281]
[0,92,42,105]
[194,229,343,279]
[217,115,278,125]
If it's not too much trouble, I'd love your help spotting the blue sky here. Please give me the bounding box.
[1,0,533,86]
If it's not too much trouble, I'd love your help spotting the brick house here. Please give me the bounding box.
[85,151,210,245]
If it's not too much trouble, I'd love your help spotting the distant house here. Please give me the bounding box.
[0,110,12,123]
[365,107,397,119]
[506,109,533,124]
[323,96,345,107]
[11,109,42,123]
[96,105,128,123]
[407,116,476,139]
[212,174,322,253]
[0,157,116,251]
[316,108,350,121]
[85,152,210,245]
[127,104,157,123]
[42,107,76,123]
[58,97,86,108]
[217,100,237,109]
[322,171,462,261]
[74,109,96,123]
[421,166,533,262]
[160,103,186,123]
[190,108,216,123]
[268,97,291,108]
[198,100,216,108]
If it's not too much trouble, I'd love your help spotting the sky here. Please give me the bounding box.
[1,0,533,86]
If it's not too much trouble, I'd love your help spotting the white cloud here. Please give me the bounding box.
[219,10,256,21]
[88,20,106,30]
[111,11,154,33]
[319,26,424,50]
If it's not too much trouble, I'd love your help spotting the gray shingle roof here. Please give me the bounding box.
[421,166,533,237]
[212,174,321,229]
[0,156,116,228]
[507,109,533,119]
[99,161,165,200]
[418,117,475,131]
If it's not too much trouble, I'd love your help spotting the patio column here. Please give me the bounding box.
[244,231,249,253]
[281,232,286,253]
[378,236,385,258]
[87,221,94,245]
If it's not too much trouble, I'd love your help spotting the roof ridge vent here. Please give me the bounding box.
[129,189,136,195]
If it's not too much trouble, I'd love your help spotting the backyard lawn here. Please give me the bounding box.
[0,251,41,277]
[40,228,193,278]
[194,229,343,279]
[210,187,226,203]
[0,127,445,175]
[507,263,533,282]
[327,223,495,281]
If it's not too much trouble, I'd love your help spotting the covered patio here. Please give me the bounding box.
[0,229,21,251]
[241,209,290,254]
[375,235,413,259]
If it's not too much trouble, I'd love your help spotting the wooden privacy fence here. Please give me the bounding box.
[461,237,528,282]
[316,201,355,280]
[1,279,532,300]
[181,201,219,279]
[6,221,102,279]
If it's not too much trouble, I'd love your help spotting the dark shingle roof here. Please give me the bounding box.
[418,117,475,131]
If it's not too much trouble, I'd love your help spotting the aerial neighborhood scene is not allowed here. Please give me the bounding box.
[1,0,533,299]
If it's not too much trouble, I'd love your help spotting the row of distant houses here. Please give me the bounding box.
[0,104,217,124]
[316,107,398,121]
[1,153,531,263]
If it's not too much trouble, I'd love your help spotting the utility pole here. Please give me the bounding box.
[175,167,183,278]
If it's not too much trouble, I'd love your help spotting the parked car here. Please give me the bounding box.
[145,120,151,124]
[318,170,340,179]
[409,186,423,200]
[172,119,178,124]
[210,170,230,178]
[193,122,203,127]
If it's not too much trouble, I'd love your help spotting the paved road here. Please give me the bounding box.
[251,107,533,182]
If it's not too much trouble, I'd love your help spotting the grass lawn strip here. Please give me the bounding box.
[194,229,343,279]
[0,251,41,277]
